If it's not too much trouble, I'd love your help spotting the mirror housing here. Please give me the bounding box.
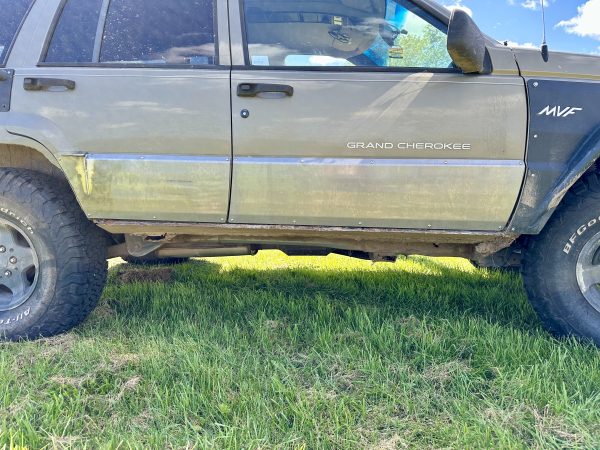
[447,9,492,74]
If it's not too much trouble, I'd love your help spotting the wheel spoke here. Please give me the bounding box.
[0,269,29,296]
[0,220,38,311]
[579,264,600,292]
[0,224,19,251]
[12,245,36,272]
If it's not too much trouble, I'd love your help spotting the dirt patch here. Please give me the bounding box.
[423,360,470,386]
[116,268,173,284]
[533,405,585,446]
[264,320,283,330]
[40,333,77,349]
[131,409,153,429]
[482,403,585,446]
[92,302,116,319]
[113,376,142,402]
[109,353,141,370]
[1,397,28,419]
[51,353,141,394]
[50,375,91,388]
[369,434,407,450]
[48,435,81,449]
[37,333,77,358]
[305,387,338,401]
[328,363,365,392]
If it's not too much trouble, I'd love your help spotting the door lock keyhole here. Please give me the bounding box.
[240,109,250,119]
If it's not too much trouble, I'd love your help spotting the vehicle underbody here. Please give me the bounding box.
[100,221,521,267]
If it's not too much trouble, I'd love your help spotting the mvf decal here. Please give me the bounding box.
[538,105,583,118]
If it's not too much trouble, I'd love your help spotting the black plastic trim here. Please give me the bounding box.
[237,82,294,97]
[38,0,68,66]
[0,0,37,68]
[238,0,250,66]
[0,70,15,112]
[92,0,111,62]
[510,78,600,234]
[23,77,76,91]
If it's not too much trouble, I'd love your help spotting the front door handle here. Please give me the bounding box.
[237,83,294,97]
[24,78,76,91]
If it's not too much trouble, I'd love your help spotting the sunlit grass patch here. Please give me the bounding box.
[1,251,600,448]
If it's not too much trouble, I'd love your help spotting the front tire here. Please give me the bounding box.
[523,172,600,344]
[0,169,107,340]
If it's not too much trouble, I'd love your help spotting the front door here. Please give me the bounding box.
[229,0,526,231]
[9,0,231,223]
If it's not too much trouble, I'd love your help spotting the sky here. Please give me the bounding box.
[442,0,600,55]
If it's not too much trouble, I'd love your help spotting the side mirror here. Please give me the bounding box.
[447,9,491,74]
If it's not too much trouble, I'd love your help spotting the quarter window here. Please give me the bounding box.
[0,0,36,65]
[243,0,453,70]
[45,0,103,63]
[45,0,217,65]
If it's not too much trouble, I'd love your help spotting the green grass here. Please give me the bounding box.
[1,251,600,449]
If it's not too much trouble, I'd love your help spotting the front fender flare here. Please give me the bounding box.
[509,78,600,235]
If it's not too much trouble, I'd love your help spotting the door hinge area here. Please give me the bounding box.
[0,69,14,112]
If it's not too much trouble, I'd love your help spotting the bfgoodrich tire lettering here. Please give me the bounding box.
[523,172,600,344]
[0,169,107,340]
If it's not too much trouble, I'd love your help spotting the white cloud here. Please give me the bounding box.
[507,0,552,11]
[443,1,473,17]
[556,0,600,41]
[505,41,538,49]
[521,0,538,9]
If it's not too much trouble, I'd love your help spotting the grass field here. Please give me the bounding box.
[2,251,600,449]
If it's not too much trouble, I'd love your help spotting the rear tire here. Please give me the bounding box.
[0,169,107,340]
[523,172,600,345]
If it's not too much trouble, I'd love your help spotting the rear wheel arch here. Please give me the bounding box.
[0,143,64,178]
[0,142,116,243]
[0,141,90,216]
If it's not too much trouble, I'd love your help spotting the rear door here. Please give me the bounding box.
[9,0,231,223]
[229,0,526,231]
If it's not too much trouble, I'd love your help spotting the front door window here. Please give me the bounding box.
[242,0,453,69]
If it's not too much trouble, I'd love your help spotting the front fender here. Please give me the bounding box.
[510,78,600,234]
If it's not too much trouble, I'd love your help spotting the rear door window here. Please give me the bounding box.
[101,0,216,65]
[45,0,217,66]
[0,0,36,65]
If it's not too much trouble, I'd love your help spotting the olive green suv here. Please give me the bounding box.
[1,0,600,343]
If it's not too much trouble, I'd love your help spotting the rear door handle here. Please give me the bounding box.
[24,78,76,91]
[237,83,293,97]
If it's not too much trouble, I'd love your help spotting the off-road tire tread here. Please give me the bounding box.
[0,169,107,340]
[523,171,600,338]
